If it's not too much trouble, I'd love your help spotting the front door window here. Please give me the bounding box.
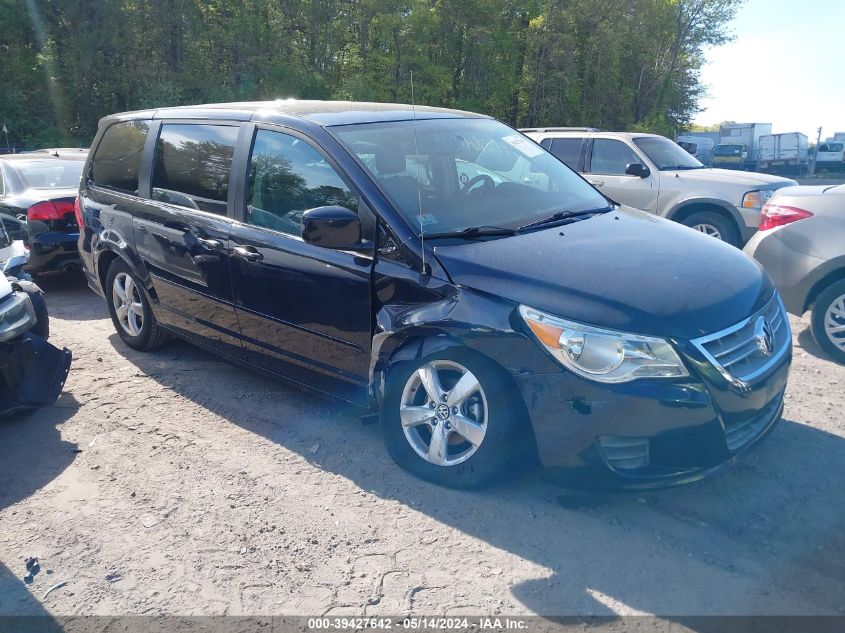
[246,130,359,236]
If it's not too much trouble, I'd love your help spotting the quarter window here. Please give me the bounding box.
[589,139,642,175]
[91,120,149,193]
[152,124,238,214]
[246,129,358,237]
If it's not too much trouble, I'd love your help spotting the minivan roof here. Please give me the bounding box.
[103,99,489,128]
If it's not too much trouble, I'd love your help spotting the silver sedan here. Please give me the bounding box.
[744,184,845,363]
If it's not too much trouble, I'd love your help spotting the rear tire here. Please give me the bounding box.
[105,260,171,351]
[810,280,845,364]
[681,211,740,247]
[381,346,532,488]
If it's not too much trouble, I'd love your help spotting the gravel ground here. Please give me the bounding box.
[0,274,843,618]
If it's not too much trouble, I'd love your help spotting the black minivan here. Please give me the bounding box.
[78,101,791,489]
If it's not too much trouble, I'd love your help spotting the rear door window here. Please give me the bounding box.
[548,138,583,170]
[91,120,150,194]
[151,124,239,214]
[589,139,641,175]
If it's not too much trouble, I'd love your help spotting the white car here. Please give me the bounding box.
[521,129,796,246]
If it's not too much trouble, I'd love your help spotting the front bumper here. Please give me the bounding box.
[0,332,72,417]
[735,204,761,232]
[514,328,791,490]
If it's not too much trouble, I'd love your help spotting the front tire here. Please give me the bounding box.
[681,211,740,247]
[105,260,171,351]
[381,347,532,488]
[811,280,845,363]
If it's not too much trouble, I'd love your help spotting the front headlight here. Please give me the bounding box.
[518,305,688,383]
[0,292,36,342]
[742,189,776,209]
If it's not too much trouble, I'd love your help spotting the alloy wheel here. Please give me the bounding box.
[692,223,722,239]
[824,292,845,352]
[112,272,144,337]
[399,360,488,466]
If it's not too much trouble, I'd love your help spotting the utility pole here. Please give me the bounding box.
[809,126,822,177]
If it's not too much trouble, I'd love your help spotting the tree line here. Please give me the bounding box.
[0,0,740,149]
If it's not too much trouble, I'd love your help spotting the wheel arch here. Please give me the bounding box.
[667,199,743,233]
[371,330,486,409]
[94,240,159,304]
[804,265,845,313]
[372,328,540,464]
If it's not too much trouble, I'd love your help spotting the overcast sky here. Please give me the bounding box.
[694,0,844,141]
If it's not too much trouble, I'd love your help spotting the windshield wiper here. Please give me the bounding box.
[667,165,704,170]
[517,207,612,232]
[424,225,518,239]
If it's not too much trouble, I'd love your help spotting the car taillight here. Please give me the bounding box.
[74,196,83,226]
[27,200,75,222]
[759,203,813,231]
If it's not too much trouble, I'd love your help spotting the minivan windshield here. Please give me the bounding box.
[16,160,84,189]
[633,136,704,170]
[331,118,608,236]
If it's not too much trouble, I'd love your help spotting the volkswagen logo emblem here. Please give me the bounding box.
[436,403,451,421]
[753,317,775,357]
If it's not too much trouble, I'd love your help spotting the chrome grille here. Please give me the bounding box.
[693,294,790,386]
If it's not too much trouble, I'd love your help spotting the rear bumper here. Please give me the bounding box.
[25,231,81,274]
[743,230,822,315]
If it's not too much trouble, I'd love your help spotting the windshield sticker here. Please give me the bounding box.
[417,214,438,226]
[502,134,545,158]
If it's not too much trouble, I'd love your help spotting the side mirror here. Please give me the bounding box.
[301,206,366,250]
[624,163,650,178]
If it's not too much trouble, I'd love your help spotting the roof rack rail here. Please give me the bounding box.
[519,127,601,133]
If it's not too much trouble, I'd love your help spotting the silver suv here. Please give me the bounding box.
[521,129,796,246]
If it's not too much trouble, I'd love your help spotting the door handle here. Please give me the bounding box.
[588,179,605,187]
[232,245,263,262]
[196,237,223,249]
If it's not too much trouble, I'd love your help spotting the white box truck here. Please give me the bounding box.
[758,132,809,174]
[712,123,772,170]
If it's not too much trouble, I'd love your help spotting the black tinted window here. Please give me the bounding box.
[152,124,238,214]
[549,138,582,169]
[590,139,641,175]
[92,120,149,193]
[246,129,358,237]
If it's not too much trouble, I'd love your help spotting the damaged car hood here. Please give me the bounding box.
[431,207,773,339]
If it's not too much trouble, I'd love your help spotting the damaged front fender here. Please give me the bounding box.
[368,279,559,409]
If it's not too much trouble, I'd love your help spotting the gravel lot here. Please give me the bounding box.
[0,274,843,617]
